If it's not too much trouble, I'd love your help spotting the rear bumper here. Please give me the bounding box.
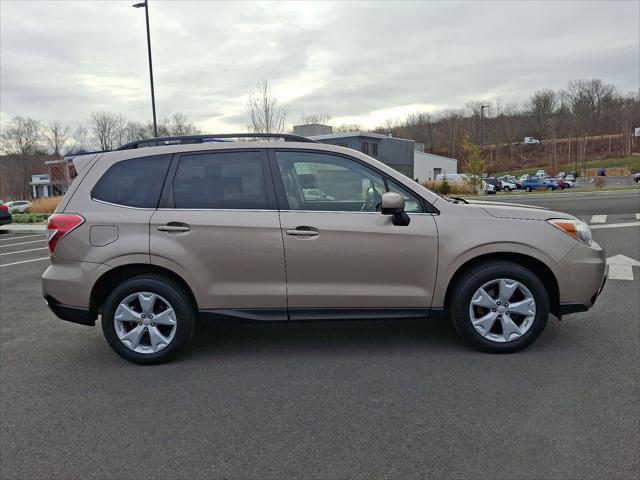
[45,295,96,326]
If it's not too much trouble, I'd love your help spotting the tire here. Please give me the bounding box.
[547,186,553,191]
[101,275,196,365]
[449,261,549,353]
[504,186,511,192]
[525,186,532,192]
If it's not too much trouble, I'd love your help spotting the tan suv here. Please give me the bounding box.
[42,134,607,364]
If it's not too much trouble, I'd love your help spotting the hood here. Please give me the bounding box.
[465,199,574,221]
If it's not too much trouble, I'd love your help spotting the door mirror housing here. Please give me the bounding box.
[381,192,410,226]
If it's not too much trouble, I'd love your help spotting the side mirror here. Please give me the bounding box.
[381,192,410,226]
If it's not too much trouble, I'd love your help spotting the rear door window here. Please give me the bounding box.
[91,155,171,208]
[172,151,268,209]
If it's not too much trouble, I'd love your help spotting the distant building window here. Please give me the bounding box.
[361,142,370,155]
[371,143,378,158]
[433,168,443,178]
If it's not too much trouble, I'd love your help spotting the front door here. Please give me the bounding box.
[149,149,287,316]
[271,150,438,319]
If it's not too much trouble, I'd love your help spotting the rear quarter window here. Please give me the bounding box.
[91,155,171,208]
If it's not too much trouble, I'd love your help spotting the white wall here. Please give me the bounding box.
[413,151,458,182]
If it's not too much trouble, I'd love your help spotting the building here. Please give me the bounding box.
[30,174,54,198]
[293,123,334,137]
[413,150,458,182]
[306,128,415,177]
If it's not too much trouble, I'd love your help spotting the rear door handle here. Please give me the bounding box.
[157,222,190,232]
[286,226,319,237]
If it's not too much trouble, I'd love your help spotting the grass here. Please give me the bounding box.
[11,213,51,224]
[28,196,62,214]
[491,156,640,178]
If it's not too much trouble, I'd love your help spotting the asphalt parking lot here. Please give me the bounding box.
[1,191,639,480]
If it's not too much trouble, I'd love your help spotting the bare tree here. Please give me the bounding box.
[246,80,287,133]
[44,121,71,157]
[334,123,363,133]
[89,110,128,150]
[68,125,92,154]
[0,115,44,199]
[167,113,201,135]
[299,112,332,125]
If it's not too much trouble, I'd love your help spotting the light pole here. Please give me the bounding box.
[133,0,158,137]
[480,104,489,147]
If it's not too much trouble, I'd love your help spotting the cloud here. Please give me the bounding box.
[1,0,638,133]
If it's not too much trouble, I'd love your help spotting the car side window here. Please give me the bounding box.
[92,155,171,208]
[172,151,268,209]
[275,151,424,213]
[386,180,424,213]
[276,151,387,212]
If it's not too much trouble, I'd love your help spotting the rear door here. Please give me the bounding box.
[149,149,287,316]
[270,149,438,318]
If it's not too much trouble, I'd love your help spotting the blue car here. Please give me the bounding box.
[522,178,556,192]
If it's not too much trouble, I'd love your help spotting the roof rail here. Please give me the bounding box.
[117,133,318,150]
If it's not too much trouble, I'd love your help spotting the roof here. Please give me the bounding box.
[414,150,458,163]
[309,132,413,142]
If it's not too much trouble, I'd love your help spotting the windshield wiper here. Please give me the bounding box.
[450,196,469,204]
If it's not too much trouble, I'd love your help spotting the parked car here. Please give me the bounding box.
[557,171,566,179]
[632,172,640,184]
[435,173,469,184]
[523,137,542,145]
[499,179,518,192]
[42,133,607,364]
[522,178,552,192]
[0,203,11,225]
[554,178,572,189]
[565,174,575,182]
[519,174,530,182]
[483,177,502,192]
[5,200,32,214]
[499,175,522,189]
[534,170,547,178]
[482,181,496,194]
[543,179,560,190]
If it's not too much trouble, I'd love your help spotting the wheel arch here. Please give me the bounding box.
[90,263,198,315]
[443,252,560,317]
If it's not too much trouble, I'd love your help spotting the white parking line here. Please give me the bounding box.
[0,257,50,267]
[591,221,640,230]
[0,239,47,248]
[0,247,49,256]
[636,213,640,220]
[0,234,46,242]
[590,215,607,223]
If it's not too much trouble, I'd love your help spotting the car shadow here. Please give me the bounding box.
[186,316,463,360]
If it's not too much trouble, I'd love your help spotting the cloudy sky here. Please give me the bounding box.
[1,0,638,132]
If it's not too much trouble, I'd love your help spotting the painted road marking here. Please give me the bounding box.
[636,213,640,220]
[590,215,607,223]
[606,254,640,281]
[0,239,47,248]
[591,221,640,230]
[0,247,49,256]
[0,234,46,242]
[0,257,50,268]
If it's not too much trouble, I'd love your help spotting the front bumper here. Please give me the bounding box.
[45,295,96,326]
[554,240,607,317]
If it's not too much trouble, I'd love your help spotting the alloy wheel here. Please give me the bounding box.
[113,292,177,354]
[468,278,536,343]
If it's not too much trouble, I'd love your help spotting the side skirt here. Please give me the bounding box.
[199,308,445,323]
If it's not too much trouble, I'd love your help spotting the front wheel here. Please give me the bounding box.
[547,186,554,191]
[525,186,532,192]
[101,275,196,364]
[449,261,549,353]
[503,186,511,192]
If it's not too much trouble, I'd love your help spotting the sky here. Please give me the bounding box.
[1,0,639,133]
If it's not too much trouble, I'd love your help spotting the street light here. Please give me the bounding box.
[133,0,158,137]
[480,104,489,147]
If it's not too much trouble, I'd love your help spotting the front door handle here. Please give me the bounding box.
[286,226,319,237]
[157,222,190,232]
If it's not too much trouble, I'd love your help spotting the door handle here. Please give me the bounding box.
[157,223,190,232]
[286,226,319,237]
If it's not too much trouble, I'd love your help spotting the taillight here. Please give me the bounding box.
[0,204,7,213]
[47,214,84,254]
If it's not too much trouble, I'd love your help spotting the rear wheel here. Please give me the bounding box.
[101,275,196,364]
[503,186,511,192]
[547,186,554,191]
[525,186,532,192]
[449,261,549,353]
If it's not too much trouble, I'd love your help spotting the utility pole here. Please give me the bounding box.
[480,105,489,148]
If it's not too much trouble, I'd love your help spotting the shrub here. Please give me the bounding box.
[11,213,51,224]
[594,176,606,188]
[422,180,475,195]
[439,179,451,195]
[28,196,62,214]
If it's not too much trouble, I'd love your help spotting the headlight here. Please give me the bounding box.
[548,219,592,246]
